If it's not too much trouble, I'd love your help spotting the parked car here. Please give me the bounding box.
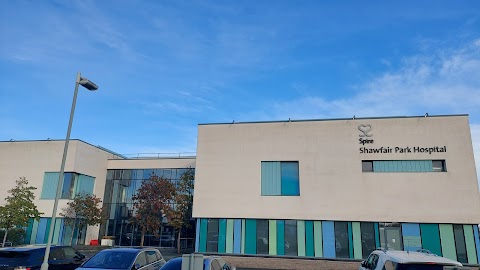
[0,245,85,270]
[77,247,165,270]
[160,256,235,270]
[359,249,466,270]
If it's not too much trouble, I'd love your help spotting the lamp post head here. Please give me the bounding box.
[78,77,99,91]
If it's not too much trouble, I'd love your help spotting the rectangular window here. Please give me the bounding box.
[206,219,219,252]
[453,224,467,263]
[284,220,298,256]
[360,222,376,258]
[334,221,350,258]
[256,220,269,255]
[261,161,299,196]
[41,172,95,199]
[362,160,446,173]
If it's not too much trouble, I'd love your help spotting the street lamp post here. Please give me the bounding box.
[40,72,98,270]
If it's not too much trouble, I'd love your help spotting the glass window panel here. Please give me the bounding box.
[256,220,269,255]
[281,162,299,196]
[453,224,467,263]
[113,170,122,180]
[334,221,350,258]
[106,170,114,180]
[432,160,446,172]
[143,169,154,180]
[361,222,376,258]
[163,169,172,180]
[362,161,373,172]
[284,220,298,256]
[61,173,73,199]
[380,223,403,250]
[171,169,177,180]
[207,219,219,252]
[121,170,132,180]
[134,252,147,267]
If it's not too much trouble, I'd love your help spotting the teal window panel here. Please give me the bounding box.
[313,221,323,257]
[322,221,335,258]
[352,222,362,259]
[269,220,277,255]
[218,219,227,253]
[43,218,52,244]
[420,224,442,256]
[372,160,437,172]
[281,162,299,196]
[52,218,62,245]
[226,219,234,253]
[277,220,285,255]
[439,224,457,261]
[305,221,314,257]
[25,219,34,244]
[241,220,245,253]
[348,222,354,258]
[41,172,60,199]
[199,219,208,252]
[195,219,200,252]
[233,219,242,253]
[261,162,281,195]
[30,219,39,244]
[74,175,95,196]
[374,223,380,248]
[58,219,65,244]
[245,219,257,254]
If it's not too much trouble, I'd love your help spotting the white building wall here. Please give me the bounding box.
[193,115,480,224]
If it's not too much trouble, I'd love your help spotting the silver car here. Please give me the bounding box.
[77,247,166,270]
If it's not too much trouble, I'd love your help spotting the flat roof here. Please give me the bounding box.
[0,139,127,159]
[198,114,469,126]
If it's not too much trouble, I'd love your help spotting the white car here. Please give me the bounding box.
[359,249,467,270]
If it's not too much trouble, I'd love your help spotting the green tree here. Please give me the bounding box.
[170,168,194,253]
[132,174,176,246]
[60,193,103,245]
[0,177,42,247]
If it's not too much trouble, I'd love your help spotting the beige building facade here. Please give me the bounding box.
[193,115,480,263]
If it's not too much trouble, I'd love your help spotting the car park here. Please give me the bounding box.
[160,256,235,270]
[0,245,85,270]
[359,249,466,270]
[77,247,165,270]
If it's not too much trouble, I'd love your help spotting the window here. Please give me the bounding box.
[284,220,298,256]
[334,221,350,258]
[134,252,147,268]
[145,250,158,264]
[432,160,446,172]
[362,160,446,173]
[256,220,269,255]
[41,172,95,199]
[361,222,376,258]
[453,224,467,263]
[206,219,219,252]
[261,161,299,196]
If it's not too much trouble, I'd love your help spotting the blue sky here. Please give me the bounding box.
[1,1,480,169]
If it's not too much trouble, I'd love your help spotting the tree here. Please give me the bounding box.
[60,193,103,245]
[170,168,194,253]
[0,177,42,247]
[132,174,176,247]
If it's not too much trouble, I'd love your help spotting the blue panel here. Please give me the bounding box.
[143,169,154,179]
[261,162,281,195]
[35,218,47,244]
[322,221,335,258]
[59,219,65,244]
[374,223,380,248]
[234,219,242,253]
[75,175,95,196]
[41,172,60,199]
[281,162,299,196]
[402,223,422,251]
[474,225,480,263]
[195,219,200,252]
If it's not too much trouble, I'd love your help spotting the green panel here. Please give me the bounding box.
[52,218,62,245]
[440,224,457,261]
[199,219,207,252]
[269,220,277,255]
[218,219,227,253]
[305,221,314,257]
[245,219,257,254]
[420,224,442,256]
[41,172,60,199]
[297,220,306,256]
[241,219,245,253]
[226,219,234,253]
[374,223,380,248]
[463,225,478,264]
[277,220,285,255]
[261,162,281,195]
[30,219,39,244]
[352,222,362,259]
[43,218,52,244]
[314,221,323,257]
[75,175,95,196]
